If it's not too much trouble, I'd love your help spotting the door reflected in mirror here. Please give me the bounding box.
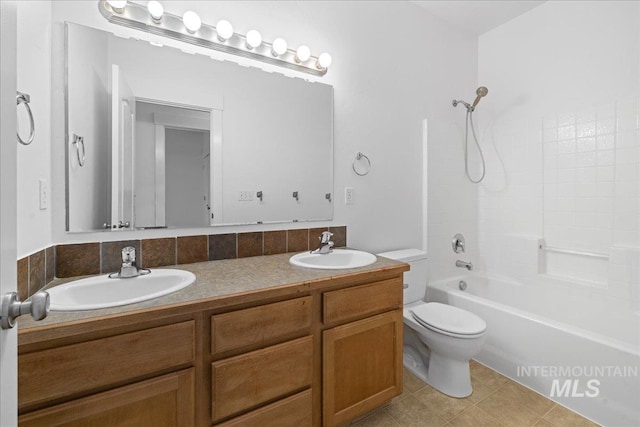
[65,23,333,232]
[134,101,212,229]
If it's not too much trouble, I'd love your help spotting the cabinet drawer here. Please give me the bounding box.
[19,321,195,411]
[19,369,195,427]
[323,278,402,325]
[211,335,313,422]
[211,296,312,356]
[216,389,312,427]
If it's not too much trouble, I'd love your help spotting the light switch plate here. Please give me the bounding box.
[238,191,253,201]
[345,187,354,205]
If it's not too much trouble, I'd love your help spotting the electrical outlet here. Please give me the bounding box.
[345,187,355,205]
[238,191,253,201]
[39,179,49,210]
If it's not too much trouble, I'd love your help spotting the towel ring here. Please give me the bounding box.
[352,152,371,176]
[16,92,35,146]
[72,134,86,167]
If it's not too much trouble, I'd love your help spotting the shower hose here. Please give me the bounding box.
[464,110,486,183]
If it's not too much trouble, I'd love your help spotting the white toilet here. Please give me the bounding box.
[377,249,486,398]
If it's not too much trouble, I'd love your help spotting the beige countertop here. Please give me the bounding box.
[19,252,407,333]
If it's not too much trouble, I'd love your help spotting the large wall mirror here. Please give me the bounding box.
[65,23,334,232]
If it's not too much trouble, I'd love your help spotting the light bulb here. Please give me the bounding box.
[295,45,311,63]
[183,11,201,33]
[271,38,287,57]
[317,52,332,69]
[107,0,127,13]
[147,1,163,21]
[216,20,233,42]
[246,30,262,50]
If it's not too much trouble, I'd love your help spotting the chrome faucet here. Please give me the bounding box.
[456,260,473,271]
[311,231,334,254]
[109,246,150,278]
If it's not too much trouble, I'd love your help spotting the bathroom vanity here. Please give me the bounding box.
[17,253,407,427]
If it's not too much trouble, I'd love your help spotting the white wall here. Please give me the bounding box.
[427,117,481,281]
[477,1,639,298]
[424,39,480,280]
[66,23,110,232]
[133,106,157,228]
[48,1,477,255]
[16,1,52,258]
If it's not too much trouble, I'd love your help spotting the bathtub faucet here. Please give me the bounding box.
[456,260,473,271]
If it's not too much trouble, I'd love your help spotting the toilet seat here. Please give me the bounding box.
[409,302,486,338]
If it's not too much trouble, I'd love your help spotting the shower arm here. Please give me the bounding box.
[452,99,474,112]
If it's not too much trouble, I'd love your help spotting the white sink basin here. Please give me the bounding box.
[289,249,377,270]
[47,269,195,311]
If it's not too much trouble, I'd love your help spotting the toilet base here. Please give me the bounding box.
[425,352,472,398]
[402,305,484,399]
[403,348,430,383]
[403,350,473,398]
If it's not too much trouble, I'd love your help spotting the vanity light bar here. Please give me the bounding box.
[98,1,331,77]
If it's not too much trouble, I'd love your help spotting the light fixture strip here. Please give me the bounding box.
[98,1,328,77]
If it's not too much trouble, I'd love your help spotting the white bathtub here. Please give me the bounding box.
[427,273,640,427]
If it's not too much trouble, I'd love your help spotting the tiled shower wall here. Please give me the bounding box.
[476,98,639,289]
[475,0,639,305]
[17,226,346,300]
[541,99,639,286]
[542,99,639,254]
[476,117,543,279]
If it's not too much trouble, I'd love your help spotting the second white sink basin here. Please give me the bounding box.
[289,249,377,270]
[47,269,195,311]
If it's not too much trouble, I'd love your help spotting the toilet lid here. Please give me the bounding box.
[410,302,486,336]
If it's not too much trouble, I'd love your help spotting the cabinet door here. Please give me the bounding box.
[19,369,195,427]
[323,310,402,427]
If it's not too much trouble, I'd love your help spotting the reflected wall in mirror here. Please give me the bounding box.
[65,23,333,232]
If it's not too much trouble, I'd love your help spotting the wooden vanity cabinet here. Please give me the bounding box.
[18,265,407,427]
[322,278,404,427]
[210,296,313,425]
[208,278,405,427]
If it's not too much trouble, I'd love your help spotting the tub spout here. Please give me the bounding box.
[456,260,473,271]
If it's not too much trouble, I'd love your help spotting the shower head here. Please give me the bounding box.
[471,86,488,108]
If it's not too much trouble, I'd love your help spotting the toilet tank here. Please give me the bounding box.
[377,249,428,304]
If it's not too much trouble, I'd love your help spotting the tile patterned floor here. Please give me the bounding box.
[350,361,600,427]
